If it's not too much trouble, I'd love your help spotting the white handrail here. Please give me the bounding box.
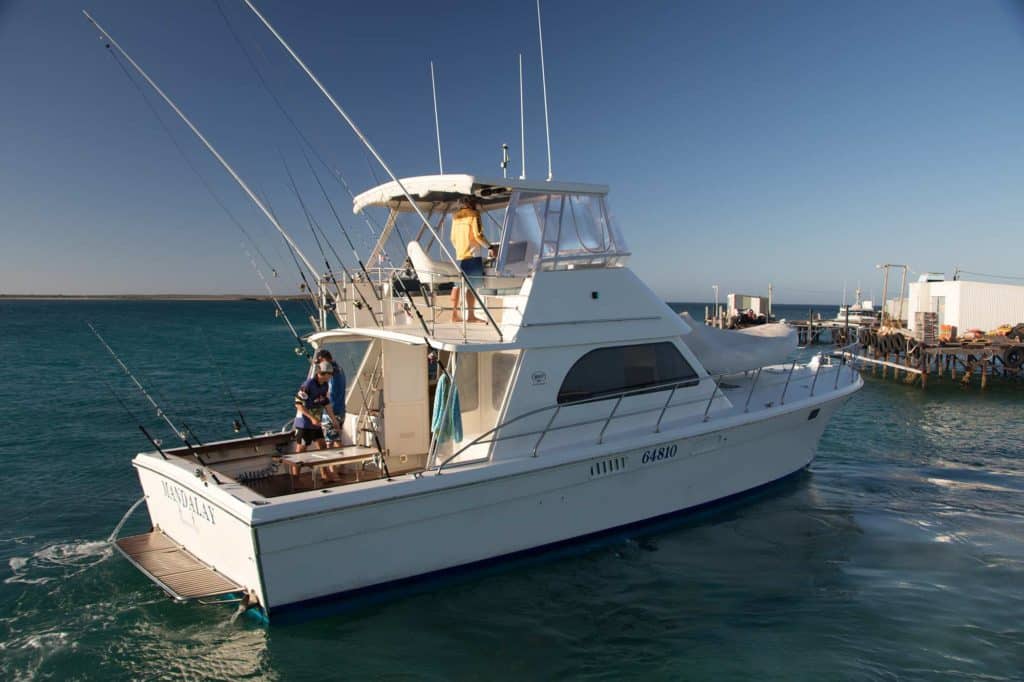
[436,362,858,474]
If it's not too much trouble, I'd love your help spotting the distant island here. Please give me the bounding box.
[0,294,308,301]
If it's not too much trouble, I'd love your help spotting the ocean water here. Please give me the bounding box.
[1,300,1022,680]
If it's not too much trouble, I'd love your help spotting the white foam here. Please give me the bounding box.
[4,539,112,586]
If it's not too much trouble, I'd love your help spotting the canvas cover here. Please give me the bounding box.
[679,312,797,375]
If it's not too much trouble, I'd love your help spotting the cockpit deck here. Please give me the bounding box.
[163,433,428,499]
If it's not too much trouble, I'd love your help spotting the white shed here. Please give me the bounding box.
[907,279,1024,333]
[727,293,770,317]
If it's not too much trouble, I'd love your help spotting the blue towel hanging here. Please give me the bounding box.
[431,373,463,443]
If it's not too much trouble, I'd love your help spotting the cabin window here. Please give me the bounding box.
[491,352,519,410]
[497,191,629,274]
[454,352,479,412]
[557,342,698,404]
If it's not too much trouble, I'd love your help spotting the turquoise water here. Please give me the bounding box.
[1,300,1022,680]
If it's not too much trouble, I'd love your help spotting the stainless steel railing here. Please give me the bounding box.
[434,355,859,473]
[344,266,524,342]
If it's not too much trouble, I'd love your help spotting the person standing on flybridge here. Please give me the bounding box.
[450,197,490,323]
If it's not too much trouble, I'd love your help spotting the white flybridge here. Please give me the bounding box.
[116,173,863,620]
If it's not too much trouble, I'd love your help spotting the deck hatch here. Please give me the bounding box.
[115,530,240,601]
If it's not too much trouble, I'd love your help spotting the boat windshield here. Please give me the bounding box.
[496,191,629,274]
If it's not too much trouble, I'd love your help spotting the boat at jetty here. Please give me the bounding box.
[834,290,878,326]
[88,4,862,621]
[115,175,862,619]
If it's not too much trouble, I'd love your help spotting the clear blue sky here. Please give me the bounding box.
[2,0,1023,303]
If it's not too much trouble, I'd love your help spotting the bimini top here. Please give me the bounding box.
[352,174,609,214]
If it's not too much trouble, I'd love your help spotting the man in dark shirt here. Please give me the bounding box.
[293,361,338,463]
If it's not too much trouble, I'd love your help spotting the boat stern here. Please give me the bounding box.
[123,452,266,609]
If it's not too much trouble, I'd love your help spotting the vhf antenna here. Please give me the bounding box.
[519,52,526,179]
[430,60,443,174]
[537,0,553,181]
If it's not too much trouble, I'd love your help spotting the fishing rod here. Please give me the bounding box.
[280,234,322,330]
[257,188,322,322]
[243,246,312,358]
[339,354,391,481]
[211,0,394,263]
[198,330,262,456]
[309,210,381,328]
[108,29,314,341]
[212,0,354,200]
[242,0,447,264]
[242,0,503,341]
[82,10,322,289]
[391,264,432,338]
[281,155,379,327]
[87,322,208,465]
[281,152,344,290]
[103,45,279,278]
[98,374,168,460]
[300,147,382,300]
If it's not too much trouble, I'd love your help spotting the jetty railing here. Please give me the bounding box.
[435,355,858,473]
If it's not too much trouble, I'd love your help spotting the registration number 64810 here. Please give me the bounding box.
[641,444,678,463]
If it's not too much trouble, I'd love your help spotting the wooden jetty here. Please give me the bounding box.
[790,318,853,346]
[834,326,1024,389]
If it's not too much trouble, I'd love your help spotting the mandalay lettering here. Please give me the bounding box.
[641,444,678,464]
[161,480,216,526]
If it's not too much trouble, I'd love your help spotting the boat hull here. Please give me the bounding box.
[253,393,847,616]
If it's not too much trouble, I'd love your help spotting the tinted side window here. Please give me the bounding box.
[557,342,698,404]
[455,352,478,412]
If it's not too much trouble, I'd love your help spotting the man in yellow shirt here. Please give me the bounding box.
[450,197,490,322]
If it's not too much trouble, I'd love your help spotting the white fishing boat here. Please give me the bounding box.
[88,3,863,622]
[834,288,879,326]
[113,174,862,620]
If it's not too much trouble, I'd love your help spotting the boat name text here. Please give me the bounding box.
[161,481,217,525]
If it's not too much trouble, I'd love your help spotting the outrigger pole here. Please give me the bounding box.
[242,0,503,340]
[82,10,322,288]
[212,0,388,259]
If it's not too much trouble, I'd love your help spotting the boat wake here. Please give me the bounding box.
[5,540,113,586]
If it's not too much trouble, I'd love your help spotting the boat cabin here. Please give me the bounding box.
[169,175,728,499]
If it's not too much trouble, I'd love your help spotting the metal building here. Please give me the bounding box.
[908,277,1024,334]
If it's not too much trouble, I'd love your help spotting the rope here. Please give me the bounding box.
[107,496,147,543]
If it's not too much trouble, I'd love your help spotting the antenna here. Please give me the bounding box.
[501,143,509,179]
[536,0,553,181]
[519,52,526,179]
[430,60,443,174]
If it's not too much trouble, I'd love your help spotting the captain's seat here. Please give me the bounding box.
[407,241,459,288]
